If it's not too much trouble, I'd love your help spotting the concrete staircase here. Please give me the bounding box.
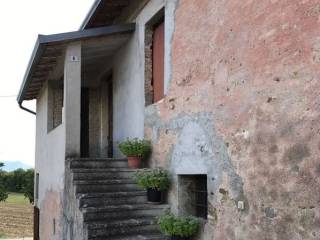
[69,158,169,240]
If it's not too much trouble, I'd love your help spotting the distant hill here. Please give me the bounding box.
[2,161,33,172]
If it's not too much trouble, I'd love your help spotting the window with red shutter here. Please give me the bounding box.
[152,20,165,102]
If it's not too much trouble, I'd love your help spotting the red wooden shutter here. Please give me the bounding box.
[152,21,165,102]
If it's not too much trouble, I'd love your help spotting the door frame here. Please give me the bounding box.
[107,76,113,158]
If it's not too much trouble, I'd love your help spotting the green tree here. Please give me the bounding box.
[2,171,13,192]
[22,169,34,203]
[0,162,8,201]
[11,168,26,192]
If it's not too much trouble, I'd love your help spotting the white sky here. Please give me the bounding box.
[0,0,95,166]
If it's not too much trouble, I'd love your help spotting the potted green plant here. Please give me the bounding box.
[118,138,151,168]
[158,214,200,240]
[134,168,170,203]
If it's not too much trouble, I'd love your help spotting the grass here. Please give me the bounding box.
[0,193,33,239]
[5,193,30,205]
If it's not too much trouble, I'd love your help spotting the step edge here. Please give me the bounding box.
[82,204,170,213]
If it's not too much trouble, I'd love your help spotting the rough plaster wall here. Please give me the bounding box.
[40,191,62,240]
[112,0,166,157]
[100,80,110,157]
[164,0,178,95]
[64,43,81,157]
[145,0,320,239]
[62,160,86,240]
[61,43,86,240]
[35,84,66,240]
[113,33,145,157]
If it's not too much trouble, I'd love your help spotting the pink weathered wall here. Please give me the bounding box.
[40,191,62,240]
[146,0,320,239]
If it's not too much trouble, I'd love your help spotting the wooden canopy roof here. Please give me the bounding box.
[17,24,135,104]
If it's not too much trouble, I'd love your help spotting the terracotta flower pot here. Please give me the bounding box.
[127,156,142,169]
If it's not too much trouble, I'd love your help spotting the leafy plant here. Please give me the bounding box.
[158,214,200,237]
[0,162,8,202]
[118,138,151,157]
[22,169,34,204]
[134,168,170,191]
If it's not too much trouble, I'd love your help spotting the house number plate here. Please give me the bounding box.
[70,55,80,62]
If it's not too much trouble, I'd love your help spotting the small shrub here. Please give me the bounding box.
[0,185,8,202]
[22,169,34,204]
[158,214,200,237]
[118,138,151,157]
[0,162,8,202]
[134,168,170,191]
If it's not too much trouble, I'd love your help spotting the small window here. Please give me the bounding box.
[145,9,165,106]
[48,79,63,132]
[194,175,208,218]
[178,175,208,219]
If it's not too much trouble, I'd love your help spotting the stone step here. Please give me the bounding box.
[87,217,157,230]
[92,233,167,240]
[77,191,147,199]
[72,168,137,180]
[75,180,142,194]
[83,204,169,222]
[74,179,137,185]
[68,160,168,240]
[78,191,147,208]
[87,218,160,238]
[70,158,128,169]
[72,168,136,173]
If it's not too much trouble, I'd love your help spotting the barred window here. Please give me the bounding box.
[47,79,63,132]
[178,175,208,219]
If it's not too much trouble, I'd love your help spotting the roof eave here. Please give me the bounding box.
[17,23,135,104]
[80,0,102,30]
[17,37,43,104]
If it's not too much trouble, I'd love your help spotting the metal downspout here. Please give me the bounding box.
[19,102,36,115]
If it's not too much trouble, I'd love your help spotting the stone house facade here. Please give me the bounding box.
[18,0,320,240]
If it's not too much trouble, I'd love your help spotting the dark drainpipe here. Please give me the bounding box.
[19,102,36,115]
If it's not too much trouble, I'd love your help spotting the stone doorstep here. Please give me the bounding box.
[1,238,33,240]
